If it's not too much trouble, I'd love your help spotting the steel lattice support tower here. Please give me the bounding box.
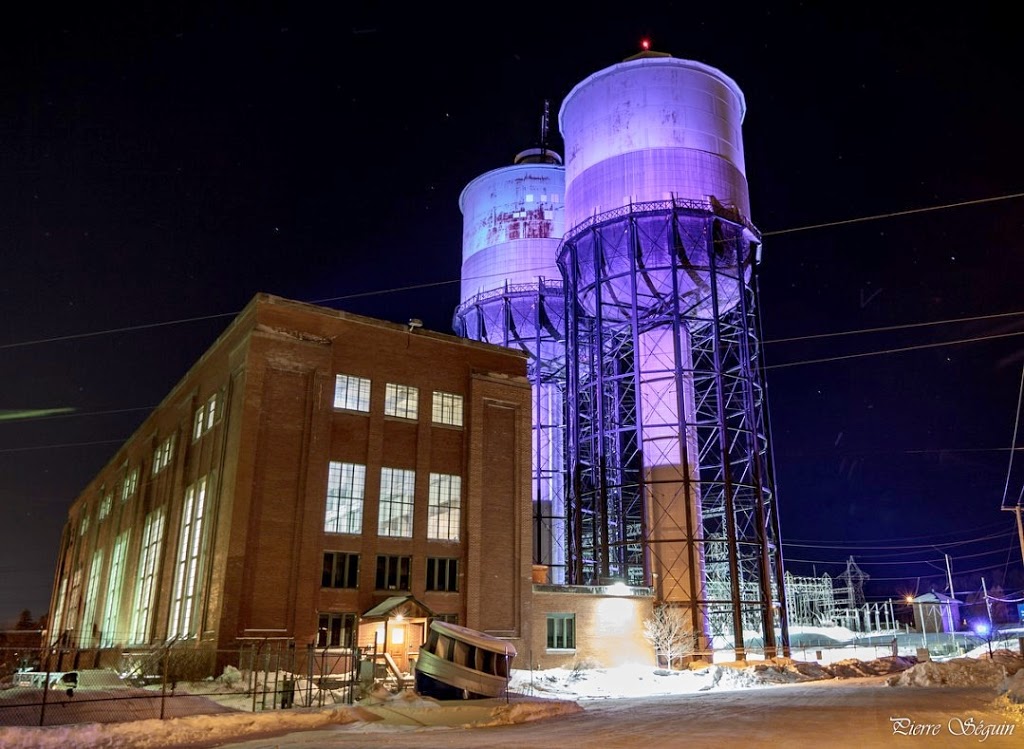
[452,50,790,659]
[557,51,789,659]
[453,148,570,583]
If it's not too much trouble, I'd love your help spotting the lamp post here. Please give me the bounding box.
[974,622,993,657]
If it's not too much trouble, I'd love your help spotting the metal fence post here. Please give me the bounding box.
[250,642,261,713]
[306,643,314,708]
[160,647,169,720]
[266,643,274,713]
[38,650,54,727]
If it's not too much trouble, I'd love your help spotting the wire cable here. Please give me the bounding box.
[782,520,1010,546]
[4,190,1024,351]
[764,309,1024,345]
[786,546,1013,567]
[1000,363,1024,509]
[764,330,1024,371]
[781,530,1014,551]
[0,439,126,454]
[758,191,1024,237]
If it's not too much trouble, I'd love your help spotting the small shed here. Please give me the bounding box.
[910,592,961,633]
[359,595,435,677]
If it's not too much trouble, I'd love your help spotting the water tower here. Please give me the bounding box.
[453,144,569,583]
[557,49,788,658]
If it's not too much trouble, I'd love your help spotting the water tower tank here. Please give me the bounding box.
[558,53,753,321]
[453,148,569,584]
[457,148,565,311]
[559,53,749,230]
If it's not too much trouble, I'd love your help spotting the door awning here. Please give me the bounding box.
[361,595,435,620]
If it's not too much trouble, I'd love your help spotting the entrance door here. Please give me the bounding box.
[387,622,408,672]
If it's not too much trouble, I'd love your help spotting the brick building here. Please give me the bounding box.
[45,294,535,672]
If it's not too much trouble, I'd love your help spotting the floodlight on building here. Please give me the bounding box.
[607,581,630,596]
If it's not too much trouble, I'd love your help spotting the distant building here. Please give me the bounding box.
[909,592,961,634]
[46,293,655,676]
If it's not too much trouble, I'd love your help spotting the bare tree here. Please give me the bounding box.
[643,605,695,670]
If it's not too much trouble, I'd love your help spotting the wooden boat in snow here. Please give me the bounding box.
[414,620,517,699]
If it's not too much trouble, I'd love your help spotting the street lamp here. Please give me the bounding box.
[973,622,993,657]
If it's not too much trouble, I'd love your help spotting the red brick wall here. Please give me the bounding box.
[49,294,535,658]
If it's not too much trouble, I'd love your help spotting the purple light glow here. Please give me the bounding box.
[559,56,750,231]
[458,151,565,305]
[454,149,569,582]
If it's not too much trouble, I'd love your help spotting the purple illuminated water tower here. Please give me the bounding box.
[453,147,569,584]
[557,49,787,659]
[453,49,789,659]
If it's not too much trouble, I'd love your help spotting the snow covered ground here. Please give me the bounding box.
[1,631,1023,749]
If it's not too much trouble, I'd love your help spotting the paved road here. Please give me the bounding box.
[207,677,1024,749]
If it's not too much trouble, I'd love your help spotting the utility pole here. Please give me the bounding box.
[1000,363,1024,565]
[919,601,928,648]
[1015,508,1024,567]
[981,577,994,626]
[944,554,955,600]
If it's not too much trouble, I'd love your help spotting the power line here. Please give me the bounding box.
[863,559,1023,581]
[0,439,125,454]
[782,520,1010,547]
[0,311,240,351]
[759,191,1024,237]
[763,309,1024,345]
[1000,363,1024,510]
[764,329,1024,371]
[0,407,154,423]
[793,566,994,583]
[8,283,1024,365]
[786,545,1013,567]
[786,557,944,566]
[4,190,1024,351]
[781,530,1014,551]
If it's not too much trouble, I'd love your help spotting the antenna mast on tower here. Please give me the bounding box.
[540,99,550,158]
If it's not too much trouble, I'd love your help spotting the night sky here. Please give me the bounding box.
[2,4,1023,628]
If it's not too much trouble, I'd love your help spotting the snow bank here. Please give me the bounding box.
[887,658,1009,688]
[475,699,585,727]
[0,707,377,749]
[887,652,1024,690]
[829,656,916,678]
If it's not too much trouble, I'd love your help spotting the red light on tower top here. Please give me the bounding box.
[641,39,651,51]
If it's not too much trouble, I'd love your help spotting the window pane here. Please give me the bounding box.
[426,557,459,592]
[325,462,365,534]
[317,613,355,647]
[334,374,371,412]
[170,477,208,638]
[378,467,415,538]
[432,391,463,427]
[427,473,461,541]
[322,552,359,588]
[376,555,410,590]
[546,614,575,649]
[384,383,419,419]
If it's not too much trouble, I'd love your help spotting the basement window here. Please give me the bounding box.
[546,613,576,650]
